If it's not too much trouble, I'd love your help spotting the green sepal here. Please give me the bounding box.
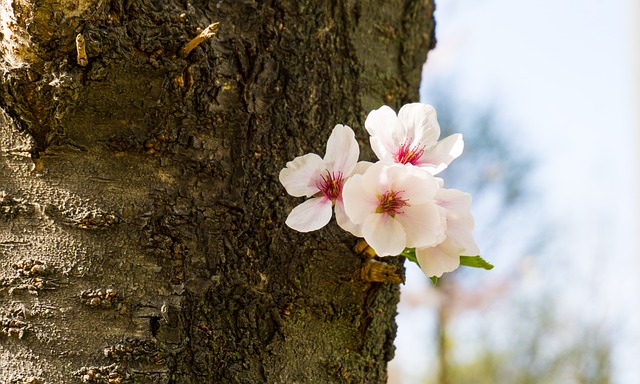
[399,248,418,264]
[459,255,494,270]
[400,248,438,285]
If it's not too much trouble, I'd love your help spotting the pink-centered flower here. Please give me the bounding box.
[279,124,367,233]
[342,163,446,256]
[365,103,464,174]
[415,187,480,277]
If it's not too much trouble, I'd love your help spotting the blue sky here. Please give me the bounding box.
[390,0,639,383]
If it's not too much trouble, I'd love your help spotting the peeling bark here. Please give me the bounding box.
[0,1,435,382]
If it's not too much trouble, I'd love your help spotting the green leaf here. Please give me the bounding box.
[430,276,438,286]
[459,255,494,270]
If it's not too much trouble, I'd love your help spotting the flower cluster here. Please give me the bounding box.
[279,103,484,279]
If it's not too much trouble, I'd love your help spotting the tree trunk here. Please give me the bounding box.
[0,1,435,382]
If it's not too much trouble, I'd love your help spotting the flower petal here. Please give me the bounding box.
[416,240,463,277]
[369,136,390,161]
[342,174,379,225]
[447,225,480,256]
[365,106,399,159]
[360,162,392,194]
[362,213,406,256]
[436,188,480,256]
[387,165,439,205]
[352,161,374,175]
[395,202,446,248]
[444,210,480,256]
[324,124,359,175]
[382,163,411,191]
[285,197,333,232]
[418,133,464,174]
[435,187,471,213]
[279,153,324,197]
[397,103,440,148]
[335,200,362,237]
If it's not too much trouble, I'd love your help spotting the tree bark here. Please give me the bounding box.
[0,1,435,382]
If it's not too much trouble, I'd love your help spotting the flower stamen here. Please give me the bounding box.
[394,139,425,165]
[376,190,408,216]
[317,170,344,202]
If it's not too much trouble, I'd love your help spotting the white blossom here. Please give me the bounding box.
[279,124,365,233]
[365,103,464,174]
[416,187,480,277]
[342,162,446,256]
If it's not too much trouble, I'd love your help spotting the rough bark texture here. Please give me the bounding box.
[0,1,435,382]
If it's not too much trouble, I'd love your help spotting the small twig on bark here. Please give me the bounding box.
[76,34,88,66]
[179,22,220,58]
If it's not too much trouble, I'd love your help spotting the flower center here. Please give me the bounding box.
[317,170,344,202]
[376,190,408,216]
[394,139,425,165]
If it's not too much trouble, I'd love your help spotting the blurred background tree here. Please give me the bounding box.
[390,83,613,384]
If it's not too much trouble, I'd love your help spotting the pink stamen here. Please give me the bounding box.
[316,170,344,202]
[394,139,425,165]
[376,190,408,216]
